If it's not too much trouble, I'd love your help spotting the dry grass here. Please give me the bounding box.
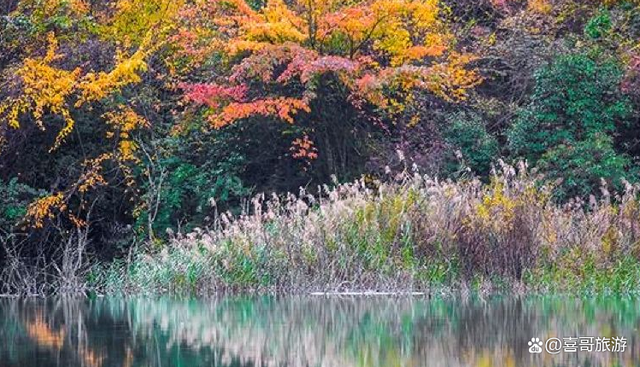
[96,161,640,295]
[1,227,93,296]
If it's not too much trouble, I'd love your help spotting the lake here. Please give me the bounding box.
[0,296,638,366]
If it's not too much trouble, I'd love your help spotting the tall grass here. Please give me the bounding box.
[95,162,640,295]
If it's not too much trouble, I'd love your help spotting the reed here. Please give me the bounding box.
[94,161,640,295]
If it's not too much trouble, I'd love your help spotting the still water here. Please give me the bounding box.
[0,296,638,367]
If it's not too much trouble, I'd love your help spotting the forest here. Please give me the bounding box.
[2,0,640,295]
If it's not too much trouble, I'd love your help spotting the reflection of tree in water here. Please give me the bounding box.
[0,298,255,367]
[0,297,638,367]
[0,298,133,367]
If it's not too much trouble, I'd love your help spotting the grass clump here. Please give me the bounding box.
[95,162,640,295]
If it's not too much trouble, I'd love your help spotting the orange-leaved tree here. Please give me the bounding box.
[175,0,481,129]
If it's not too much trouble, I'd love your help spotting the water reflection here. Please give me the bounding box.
[0,296,638,367]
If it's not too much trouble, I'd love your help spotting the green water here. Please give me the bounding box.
[0,296,638,367]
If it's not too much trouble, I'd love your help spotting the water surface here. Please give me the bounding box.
[0,296,638,366]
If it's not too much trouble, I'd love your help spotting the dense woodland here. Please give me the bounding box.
[3,0,640,294]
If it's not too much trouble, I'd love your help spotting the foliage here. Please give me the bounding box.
[175,0,481,127]
[0,179,41,233]
[0,32,81,151]
[442,112,499,175]
[508,53,634,199]
[538,135,632,199]
[139,156,251,238]
[585,9,613,39]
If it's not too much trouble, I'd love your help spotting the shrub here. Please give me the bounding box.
[0,178,40,233]
[443,112,499,176]
[585,10,613,39]
[538,135,630,199]
[508,53,634,199]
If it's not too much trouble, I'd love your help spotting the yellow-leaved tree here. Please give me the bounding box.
[0,0,176,228]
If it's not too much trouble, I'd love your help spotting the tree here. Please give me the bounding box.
[508,53,634,198]
[0,0,175,230]
[175,0,481,135]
